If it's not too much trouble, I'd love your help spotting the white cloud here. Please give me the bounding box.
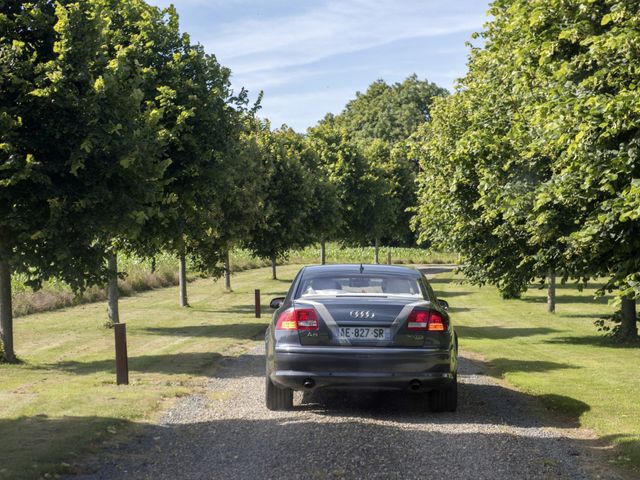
[148,0,488,130]
[202,0,485,75]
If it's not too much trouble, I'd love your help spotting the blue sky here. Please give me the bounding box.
[147,0,492,132]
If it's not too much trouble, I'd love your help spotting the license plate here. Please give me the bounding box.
[338,327,389,341]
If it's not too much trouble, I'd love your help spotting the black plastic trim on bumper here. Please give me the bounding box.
[270,345,455,392]
[271,371,454,391]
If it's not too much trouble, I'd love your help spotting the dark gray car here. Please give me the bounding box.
[265,264,458,412]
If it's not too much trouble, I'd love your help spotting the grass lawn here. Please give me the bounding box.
[433,272,640,473]
[0,265,300,480]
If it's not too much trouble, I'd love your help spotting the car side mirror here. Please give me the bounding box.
[270,297,285,309]
[437,299,449,311]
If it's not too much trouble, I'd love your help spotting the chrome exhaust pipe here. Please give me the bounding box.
[303,378,315,389]
[409,379,421,391]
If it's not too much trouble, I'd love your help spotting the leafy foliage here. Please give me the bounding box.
[244,124,317,265]
[338,74,448,144]
[0,0,249,357]
[413,0,640,335]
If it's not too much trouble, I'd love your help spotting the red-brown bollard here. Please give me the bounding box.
[114,323,129,385]
[255,289,261,318]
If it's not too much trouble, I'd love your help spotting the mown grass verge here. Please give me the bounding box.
[0,265,301,480]
[433,272,640,473]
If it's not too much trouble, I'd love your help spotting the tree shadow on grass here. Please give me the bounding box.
[522,294,610,305]
[448,306,472,313]
[0,414,134,480]
[560,313,608,319]
[484,357,578,375]
[436,290,471,298]
[456,325,560,340]
[196,304,261,315]
[544,335,640,349]
[426,276,459,285]
[419,266,457,276]
[141,323,267,339]
[270,278,294,284]
[546,282,606,291]
[41,352,224,376]
[36,352,264,377]
[262,289,289,296]
[600,434,640,471]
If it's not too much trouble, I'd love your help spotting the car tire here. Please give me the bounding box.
[429,375,457,412]
[265,375,293,411]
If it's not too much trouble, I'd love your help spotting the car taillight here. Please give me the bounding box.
[276,308,319,331]
[407,309,447,331]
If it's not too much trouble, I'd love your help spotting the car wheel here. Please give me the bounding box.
[429,375,457,412]
[265,375,293,411]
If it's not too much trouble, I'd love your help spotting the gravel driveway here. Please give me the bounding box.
[70,344,621,480]
[69,266,623,480]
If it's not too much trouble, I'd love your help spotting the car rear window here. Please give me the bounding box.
[296,274,425,299]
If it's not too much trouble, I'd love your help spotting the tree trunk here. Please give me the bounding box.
[150,256,156,273]
[0,261,16,363]
[373,238,380,265]
[547,270,556,314]
[619,296,638,341]
[107,252,120,325]
[271,255,277,280]
[224,250,231,291]
[179,253,189,307]
[320,239,326,265]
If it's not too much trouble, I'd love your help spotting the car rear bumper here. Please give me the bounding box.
[269,345,455,392]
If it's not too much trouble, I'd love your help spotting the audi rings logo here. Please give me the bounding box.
[349,310,375,319]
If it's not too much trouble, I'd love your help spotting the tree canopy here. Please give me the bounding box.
[338,75,448,144]
[0,0,253,359]
[412,0,640,339]
[244,124,317,278]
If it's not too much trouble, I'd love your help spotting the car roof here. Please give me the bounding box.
[301,264,422,277]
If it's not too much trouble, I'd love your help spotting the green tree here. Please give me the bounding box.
[244,124,315,279]
[198,115,267,291]
[125,6,246,307]
[0,0,168,360]
[329,75,448,248]
[412,34,552,298]
[339,75,448,144]
[413,0,640,340]
[516,0,640,338]
[308,119,392,262]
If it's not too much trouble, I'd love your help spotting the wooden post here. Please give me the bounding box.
[387,251,392,265]
[114,323,129,385]
[255,289,261,318]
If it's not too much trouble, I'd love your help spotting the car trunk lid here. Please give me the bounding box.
[294,296,431,347]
